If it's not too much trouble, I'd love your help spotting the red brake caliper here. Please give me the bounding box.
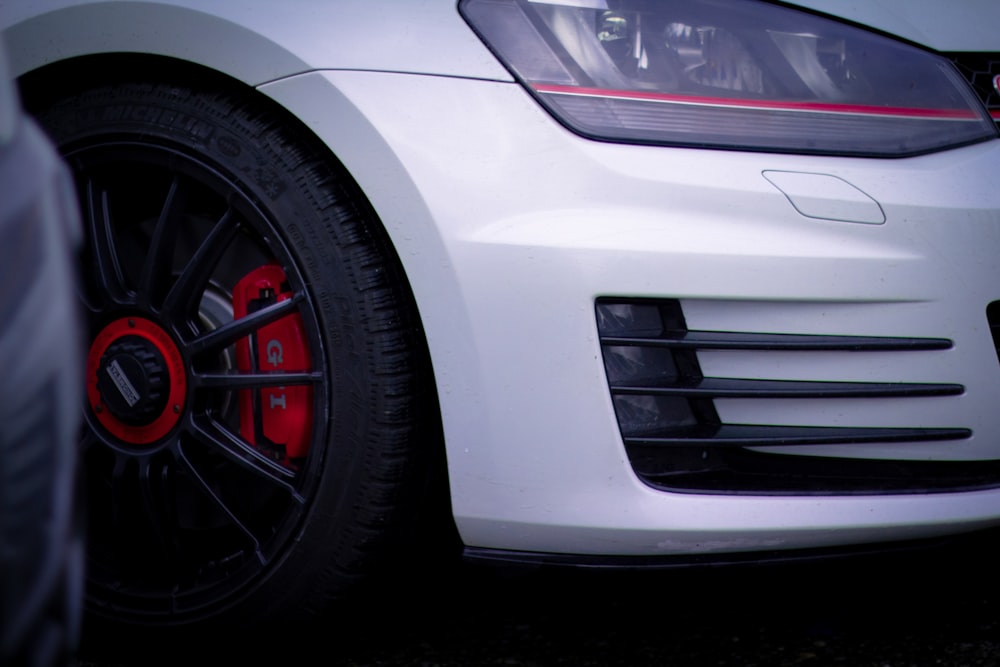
[233,264,313,467]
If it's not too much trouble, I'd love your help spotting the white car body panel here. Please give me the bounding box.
[3,0,1000,558]
[274,70,1000,554]
[0,0,512,84]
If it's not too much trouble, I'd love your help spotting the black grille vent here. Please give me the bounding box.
[949,53,1000,128]
[596,298,993,496]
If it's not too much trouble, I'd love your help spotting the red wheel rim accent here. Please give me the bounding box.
[87,317,187,445]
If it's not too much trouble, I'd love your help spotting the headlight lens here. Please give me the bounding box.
[461,0,997,156]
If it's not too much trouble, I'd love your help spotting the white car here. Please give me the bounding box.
[2,0,998,631]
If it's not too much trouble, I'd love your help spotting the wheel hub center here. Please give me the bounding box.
[87,317,187,445]
[96,336,170,425]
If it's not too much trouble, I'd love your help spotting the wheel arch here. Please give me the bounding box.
[2,2,310,88]
[15,48,465,555]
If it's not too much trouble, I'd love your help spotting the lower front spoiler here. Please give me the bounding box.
[462,525,1000,572]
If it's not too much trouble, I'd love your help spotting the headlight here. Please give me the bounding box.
[461,0,997,156]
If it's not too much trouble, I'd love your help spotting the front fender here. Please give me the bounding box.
[0,0,510,84]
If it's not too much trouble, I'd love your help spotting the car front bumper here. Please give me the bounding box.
[263,69,1000,557]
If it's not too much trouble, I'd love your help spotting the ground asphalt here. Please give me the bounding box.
[77,529,1000,667]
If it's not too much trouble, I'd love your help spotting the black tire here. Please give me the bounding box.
[34,79,442,631]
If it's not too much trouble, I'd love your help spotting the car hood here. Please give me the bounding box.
[781,0,1000,52]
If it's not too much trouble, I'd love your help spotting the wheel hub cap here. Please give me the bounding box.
[87,317,187,444]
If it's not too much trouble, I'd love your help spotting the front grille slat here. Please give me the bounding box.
[611,377,964,399]
[624,424,973,448]
[602,330,953,351]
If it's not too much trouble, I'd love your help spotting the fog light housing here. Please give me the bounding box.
[597,300,706,437]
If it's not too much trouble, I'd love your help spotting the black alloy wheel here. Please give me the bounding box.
[33,80,440,630]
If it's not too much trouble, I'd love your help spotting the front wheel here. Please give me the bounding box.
[36,80,442,629]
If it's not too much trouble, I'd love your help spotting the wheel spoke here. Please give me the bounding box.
[173,444,265,563]
[84,178,130,307]
[160,208,241,321]
[193,369,323,391]
[139,176,188,308]
[79,428,101,456]
[135,453,180,558]
[188,413,302,493]
[185,295,304,358]
[107,452,130,533]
